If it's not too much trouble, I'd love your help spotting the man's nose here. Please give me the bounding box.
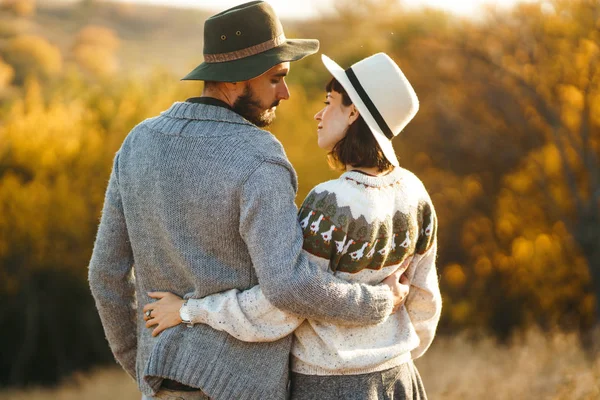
[278,82,290,100]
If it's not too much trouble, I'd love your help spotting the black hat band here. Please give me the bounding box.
[345,67,394,140]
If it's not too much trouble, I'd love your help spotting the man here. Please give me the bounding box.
[88,2,408,399]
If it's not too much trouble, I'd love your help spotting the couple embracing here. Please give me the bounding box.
[88,1,441,399]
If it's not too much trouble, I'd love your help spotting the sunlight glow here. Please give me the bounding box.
[110,0,540,19]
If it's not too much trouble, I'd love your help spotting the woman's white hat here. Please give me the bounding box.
[321,53,419,167]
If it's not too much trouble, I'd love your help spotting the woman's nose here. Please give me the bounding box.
[314,109,323,121]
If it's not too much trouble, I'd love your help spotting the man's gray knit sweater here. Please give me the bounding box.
[88,102,395,400]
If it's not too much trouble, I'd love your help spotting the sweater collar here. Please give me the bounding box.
[161,101,255,127]
[186,96,234,111]
[340,168,403,188]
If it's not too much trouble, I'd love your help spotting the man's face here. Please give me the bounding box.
[233,62,290,127]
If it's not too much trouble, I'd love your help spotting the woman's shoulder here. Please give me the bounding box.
[299,177,346,210]
[395,167,433,201]
[395,166,425,187]
[310,176,347,194]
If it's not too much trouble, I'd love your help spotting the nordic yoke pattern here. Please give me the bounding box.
[185,167,442,376]
[298,174,436,273]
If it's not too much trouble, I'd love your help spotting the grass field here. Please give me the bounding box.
[1,329,598,400]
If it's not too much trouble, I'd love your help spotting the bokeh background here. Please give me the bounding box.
[0,0,599,398]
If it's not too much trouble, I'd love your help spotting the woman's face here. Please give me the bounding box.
[314,91,357,151]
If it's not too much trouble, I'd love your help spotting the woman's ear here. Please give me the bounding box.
[348,104,360,125]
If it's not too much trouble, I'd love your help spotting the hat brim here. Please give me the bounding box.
[321,54,400,167]
[182,39,319,82]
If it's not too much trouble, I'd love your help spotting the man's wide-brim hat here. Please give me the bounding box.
[321,53,419,167]
[182,1,319,82]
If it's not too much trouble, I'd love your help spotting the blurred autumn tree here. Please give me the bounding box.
[2,35,62,84]
[0,0,36,17]
[0,0,598,387]
[475,0,600,331]
[0,56,14,89]
[71,25,121,78]
[396,0,600,335]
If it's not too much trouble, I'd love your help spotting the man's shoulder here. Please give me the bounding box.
[128,106,290,159]
[238,127,291,164]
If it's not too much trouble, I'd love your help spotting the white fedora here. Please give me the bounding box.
[321,53,419,167]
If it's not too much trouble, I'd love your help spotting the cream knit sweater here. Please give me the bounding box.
[186,168,442,375]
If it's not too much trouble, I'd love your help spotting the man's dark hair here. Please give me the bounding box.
[325,78,393,172]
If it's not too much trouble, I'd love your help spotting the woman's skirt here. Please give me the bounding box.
[290,361,427,400]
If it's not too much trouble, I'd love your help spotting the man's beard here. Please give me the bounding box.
[233,85,280,128]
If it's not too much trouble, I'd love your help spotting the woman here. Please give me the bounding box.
[144,53,441,399]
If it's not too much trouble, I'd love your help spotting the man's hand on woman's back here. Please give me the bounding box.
[381,270,410,313]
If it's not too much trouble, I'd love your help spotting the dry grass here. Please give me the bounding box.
[416,328,600,400]
[0,369,139,400]
[1,329,598,400]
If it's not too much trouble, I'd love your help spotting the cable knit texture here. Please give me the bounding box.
[185,168,442,376]
[88,102,395,399]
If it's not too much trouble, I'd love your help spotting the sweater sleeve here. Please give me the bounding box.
[88,153,137,379]
[239,161,394,325]
[185,285,304,342]
[406,203,442,360]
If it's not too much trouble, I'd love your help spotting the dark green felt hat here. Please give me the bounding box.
[182,1,319,82]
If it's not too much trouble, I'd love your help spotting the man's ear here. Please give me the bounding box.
[348,104,360,125]
[218,81,246,105]
[223,81,238,92]
[230,81,248,98]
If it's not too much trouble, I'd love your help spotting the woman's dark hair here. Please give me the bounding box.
[325,78,393,172]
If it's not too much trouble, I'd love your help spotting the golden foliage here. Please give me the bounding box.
[493,145,594,326]
[445,263,467,288]
[2,35,62,83]
[72,45,119,78]
[0,17,29,38]
[0,56,14,88]
[74,25,120,52]
[0,79,103,284]
[72,25,121,78]
[0,0,35,17]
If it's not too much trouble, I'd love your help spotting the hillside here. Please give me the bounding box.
[3,1,218,76]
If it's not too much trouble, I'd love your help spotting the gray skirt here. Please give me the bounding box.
[290,361,427,400]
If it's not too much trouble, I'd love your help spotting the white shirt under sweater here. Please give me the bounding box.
[186,168,442,375]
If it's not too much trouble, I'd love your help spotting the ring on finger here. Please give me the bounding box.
[146,309,153,318]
